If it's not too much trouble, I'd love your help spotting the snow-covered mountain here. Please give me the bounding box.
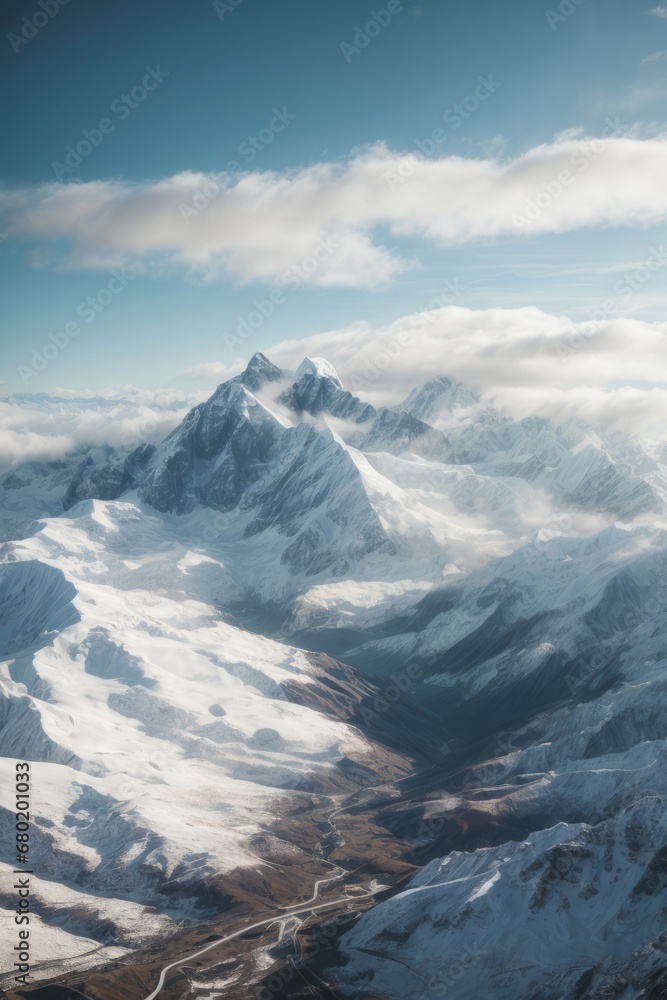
[328,522,667,997]
[0,498,418,983]
[1,354,667,998]
[397,374,480,423]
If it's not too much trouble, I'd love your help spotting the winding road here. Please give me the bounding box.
[140,790,389,999]
[142,880,382,1000]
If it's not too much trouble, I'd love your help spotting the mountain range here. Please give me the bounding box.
[1,353,666,999]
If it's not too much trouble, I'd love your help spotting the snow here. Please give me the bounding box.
[2,355,667,993]
[0,499,374,970]
[336,798,667,999]
[295,357,343,388]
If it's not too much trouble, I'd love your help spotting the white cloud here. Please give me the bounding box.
[0,386,205,472]
[641,50,667,64]
[268,305,667,437]
[478,133,508,157]
[0,428,74,470]
[646,4,667,16]
[3,306,667,474]
[604,78,667,111]
[4,133,667,289]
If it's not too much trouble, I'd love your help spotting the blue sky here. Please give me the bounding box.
[1,0,667,394]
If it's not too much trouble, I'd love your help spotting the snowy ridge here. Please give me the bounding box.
[0,498,396,973]
[398,374,480,423]
[1,354,667,994]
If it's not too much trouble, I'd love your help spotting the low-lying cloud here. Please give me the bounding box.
[0,386,204,473]
[4,305,667,476]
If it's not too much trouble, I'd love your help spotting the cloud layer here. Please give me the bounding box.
[4,304,667,473]
[0,387,203,472]
[3,132,667,289]
[268,304,667,437]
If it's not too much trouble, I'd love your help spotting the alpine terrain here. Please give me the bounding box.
[1,353,667,1000]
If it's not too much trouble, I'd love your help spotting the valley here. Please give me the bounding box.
[1,354,667,999]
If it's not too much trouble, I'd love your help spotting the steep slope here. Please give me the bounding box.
[281,356,455,461]
[334,794,667,1000]
[451,410,663,519]
[324,525,667,999]
[397,374,480,424]
[0,499,421,984]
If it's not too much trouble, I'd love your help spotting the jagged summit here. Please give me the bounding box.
[399,375,479,422]
[295,356,343,389]
[275,356,454,462]
[240,351,285,390]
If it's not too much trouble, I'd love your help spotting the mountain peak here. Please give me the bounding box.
[295,356,343,389]
[400,375,479,422]
[241,352,285,390]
